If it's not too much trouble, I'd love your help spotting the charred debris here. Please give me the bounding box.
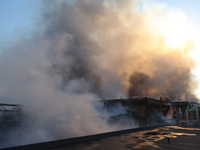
[100,96,200,127]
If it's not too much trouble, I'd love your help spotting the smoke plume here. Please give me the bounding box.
[0,0,198,147]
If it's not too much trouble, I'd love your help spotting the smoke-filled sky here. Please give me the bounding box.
[1,0,200,98]
[0,0,200,147]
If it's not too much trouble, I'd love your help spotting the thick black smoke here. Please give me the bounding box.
[128,69,197,101]
[128,72,150,97]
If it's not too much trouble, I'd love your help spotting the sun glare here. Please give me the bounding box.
[159,12,196,49]
[146,5,200,98]
[147,7,196,49]
[159,12,200,98]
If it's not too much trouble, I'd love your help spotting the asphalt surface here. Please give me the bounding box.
[2,126,200,150]
[51,126,200,150]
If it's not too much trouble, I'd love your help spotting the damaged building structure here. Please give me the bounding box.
[0,97,200,129]
[0,102,23,129]
[101,97,200,127]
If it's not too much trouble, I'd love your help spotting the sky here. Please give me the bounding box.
[0,0,41,41]
[1,0,200,43]
[1,0,200,38]
[153,0,200,37]
[0,0,200,97]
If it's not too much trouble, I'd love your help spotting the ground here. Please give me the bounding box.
[51,126,200,150]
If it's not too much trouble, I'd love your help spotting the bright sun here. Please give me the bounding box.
[158,11,196,49]
[148,8,196,49]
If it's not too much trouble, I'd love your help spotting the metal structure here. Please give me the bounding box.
[101,97,200,126]
[0,103,22,126]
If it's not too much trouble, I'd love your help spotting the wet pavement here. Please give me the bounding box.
[52,126,200,150]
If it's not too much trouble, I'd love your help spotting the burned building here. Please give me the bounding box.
[0,102,23,129]
[101,97,200,127]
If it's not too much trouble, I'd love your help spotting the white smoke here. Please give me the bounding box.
[0,0,198,147]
